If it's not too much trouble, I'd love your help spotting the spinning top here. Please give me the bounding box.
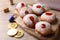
[9,15,15,23]
[3,8,9,13]
[10,0,14,5]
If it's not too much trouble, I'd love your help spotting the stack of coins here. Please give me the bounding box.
[7,22,24,38]
[7,29,24,38]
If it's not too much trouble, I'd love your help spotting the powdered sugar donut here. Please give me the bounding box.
[19,7,32,18]
[40,11,56,23]
[35,21,51,36]
[16,2,27,12]
[32,3,44,15]
[23,14,38,28]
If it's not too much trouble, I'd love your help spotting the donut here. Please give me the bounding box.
[23,14,38,28]
[35,21,51,36]
[40,11,56,23]
[32,3,44,15]
[19,7,32,18]
[16,2,27,12]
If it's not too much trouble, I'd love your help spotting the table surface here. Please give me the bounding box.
[0,0,60,40]
[0,0,37,40]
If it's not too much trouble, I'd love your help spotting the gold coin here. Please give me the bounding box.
[8,22,18,29]
[14,30,24,38]
[7,29,18,36]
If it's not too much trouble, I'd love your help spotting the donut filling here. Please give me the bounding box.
[29,16,35,24]
[46,12,52,16]
[36,5,41,8]
[25,10,29,15]
[41,24,46,28]
[21,3,25,7]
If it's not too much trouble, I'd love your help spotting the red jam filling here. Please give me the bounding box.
[29,16,35,24]
[25,10,29,15]
[21,3,25,7]
[41,24,46,28]
[29,16,34,21]
[36,5,41,8]
[46,12,52,16]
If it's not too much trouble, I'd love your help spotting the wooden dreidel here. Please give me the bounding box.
[3,8,10,13]
[10,0,14,5]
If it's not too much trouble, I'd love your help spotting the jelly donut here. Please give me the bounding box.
[19,7,32,18]
[16,2,27,12]
[40,11,56,23]
[23,14,38,28]
[35,21,51,36]
[32,3,44,15]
